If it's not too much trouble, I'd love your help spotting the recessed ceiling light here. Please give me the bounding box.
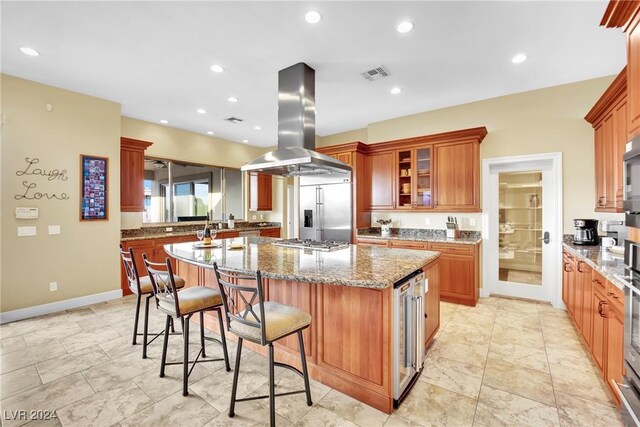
[242,139,249,143]
[206,131,214,135]
[20,47,40,56]
[210,65,224,73]
[390,87,402,95]
[197,108,206,114]
[397,22,414,33]
[512,53,527,64]
[159,119,169,124]
[305,11,322,24]
[227,96,239,103]
[254,126,261,130]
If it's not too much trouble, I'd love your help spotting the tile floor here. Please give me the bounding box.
[0,296,623,426]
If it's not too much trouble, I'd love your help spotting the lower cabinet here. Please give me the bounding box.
[424,259,440,348]
[562,249,625,406]
[259,227,281,238]
[356,238,480,306]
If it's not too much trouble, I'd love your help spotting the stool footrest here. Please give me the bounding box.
[274,361,304,379]
[235,389,306,403]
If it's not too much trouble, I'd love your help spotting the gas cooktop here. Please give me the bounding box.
[272,239,350,252]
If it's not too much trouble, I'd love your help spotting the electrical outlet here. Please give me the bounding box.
[469,218,476,227]
[49,282,58,292]
[17,226,36,237]
[48,225,61,235]
[372,216,378,224]
[425,217,431,226]
[259,214,264,220]
[165,227,173,232]
[252,215,257,220]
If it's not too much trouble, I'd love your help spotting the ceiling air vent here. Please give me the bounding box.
[361,66,391,81]
[224,117,243,124]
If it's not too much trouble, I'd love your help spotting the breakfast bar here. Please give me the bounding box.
[164,237,440,413]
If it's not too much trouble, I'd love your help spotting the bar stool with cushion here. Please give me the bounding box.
[143,255,231,396]
[119,244,185,359]
[213,262,313,427]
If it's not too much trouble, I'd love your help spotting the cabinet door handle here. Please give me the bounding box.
[563,263,571,272]
[577,261,583,273]
[434,201,438,208]
[598,196,605,207]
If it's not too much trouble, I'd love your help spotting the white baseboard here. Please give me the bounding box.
[0,289,123,324]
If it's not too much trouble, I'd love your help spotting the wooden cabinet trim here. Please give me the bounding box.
[366,127,487,152]
[585,68,627,125]
[601,0,640,29]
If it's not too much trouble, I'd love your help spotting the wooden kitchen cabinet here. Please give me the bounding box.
[433,141,480,212]
[120,137,153,212]
[579,261,594,346]
[606,298,625,404]
[388,239,428,250]
[629,11,640,138]
[365,151,396,210]
[592,286,607,372]
[248,172,272,211]
[396,146,433,210]
[428,242,479,306]
[259,227,281,238]
[586,69,627,212]
[562,251,575,312]
[424,259,440,349]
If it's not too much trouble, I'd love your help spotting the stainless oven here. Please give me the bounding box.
[624,136,640,227]
[620,240,640,426]
[393,270,426,407]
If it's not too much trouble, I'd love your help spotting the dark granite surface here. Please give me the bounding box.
[562,236,627,290]
[121,222,281,242]
[164,237,440,289]
[357,228,481,245]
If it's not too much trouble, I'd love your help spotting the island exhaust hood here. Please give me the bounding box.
[241,63,351,176]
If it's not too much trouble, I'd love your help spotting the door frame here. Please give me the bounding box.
[481,152,563,308]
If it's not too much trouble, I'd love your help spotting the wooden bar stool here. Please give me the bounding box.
[143,255,231,396]
[213,262,312,427]
[119,244,184,359]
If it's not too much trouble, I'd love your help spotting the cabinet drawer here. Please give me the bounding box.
[429,242,474,254]
[215,230,240,239]
[389,240,427,250]
[357,238,389,246]
[607,283,624,310]
[592,270,607,292]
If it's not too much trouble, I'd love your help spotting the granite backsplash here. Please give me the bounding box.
[357,227,481,241]
[121,221,281,239]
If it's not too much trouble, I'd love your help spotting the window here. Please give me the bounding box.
[143,158,244,223]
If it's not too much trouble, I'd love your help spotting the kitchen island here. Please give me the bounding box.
[164,237,440,413]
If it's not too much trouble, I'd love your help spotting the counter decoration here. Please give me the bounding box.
[377,218,393,236]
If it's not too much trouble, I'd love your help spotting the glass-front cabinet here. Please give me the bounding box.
[396,147,432,210]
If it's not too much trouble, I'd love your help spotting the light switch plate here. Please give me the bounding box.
[16,207,38,219]
[425,217,431,226]
[18,226,36,236]
[48,225,61,235]
[469,218,476,227]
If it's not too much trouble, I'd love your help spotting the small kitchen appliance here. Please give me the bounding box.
[573,219,599,246]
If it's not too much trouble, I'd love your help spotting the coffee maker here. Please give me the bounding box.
[573,219,599,246]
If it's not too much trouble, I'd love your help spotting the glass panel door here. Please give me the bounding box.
[498,171,543,286]
[397,149,413,209]
[414,147,432,208]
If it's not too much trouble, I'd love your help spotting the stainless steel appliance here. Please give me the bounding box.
[601,220,628,246]
[618,240,640,426]
[300,173,352,243]
[272,239,350,252]
[624,136,640,228]
[573,219,600,246]
[242,63,351,177]
[393,270,426,407]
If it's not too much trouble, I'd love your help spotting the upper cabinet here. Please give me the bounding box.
[585,68,627,212]
[601,1,640,138]
[248,172,272,211]
[120,137,152,212]
[361,127,487,212]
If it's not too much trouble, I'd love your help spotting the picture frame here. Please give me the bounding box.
[79,154,109,221]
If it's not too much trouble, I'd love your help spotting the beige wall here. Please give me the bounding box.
[1,74,121,312]
[318,76,625,233]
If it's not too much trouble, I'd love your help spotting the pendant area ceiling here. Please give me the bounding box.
[1,1,626,148]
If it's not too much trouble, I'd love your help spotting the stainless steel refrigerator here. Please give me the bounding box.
[299,173,352,242]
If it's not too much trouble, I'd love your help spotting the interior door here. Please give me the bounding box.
[484,154,561,303]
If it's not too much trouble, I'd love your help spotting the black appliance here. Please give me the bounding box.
[624,136,640,228]
[573,219,599,246]
[618,240,640,426]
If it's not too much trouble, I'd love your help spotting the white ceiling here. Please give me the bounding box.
[2,1,626,148]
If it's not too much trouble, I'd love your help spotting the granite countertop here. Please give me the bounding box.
[562,242,627,290]
[164,237,440,289]
[121,223,281,242]
[357,228,482,245]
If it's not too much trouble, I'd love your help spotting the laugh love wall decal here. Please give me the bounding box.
[14,157,70,200]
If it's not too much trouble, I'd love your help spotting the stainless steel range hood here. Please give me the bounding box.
[241,63,351,176]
